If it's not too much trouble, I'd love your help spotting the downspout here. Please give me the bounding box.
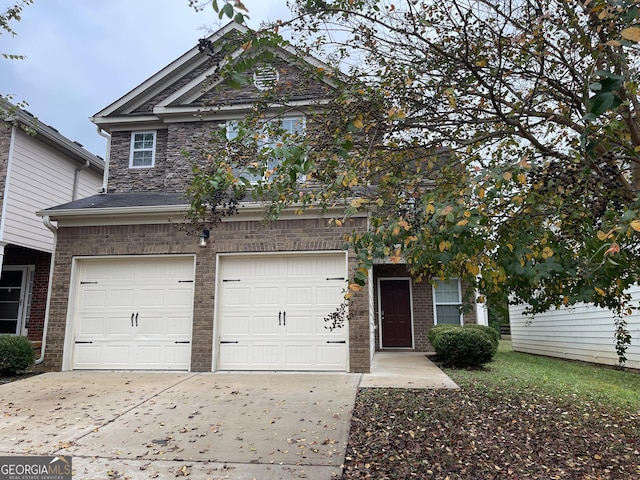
[72,160,90,201]
[35,215,57,365]
[96,126,110,193]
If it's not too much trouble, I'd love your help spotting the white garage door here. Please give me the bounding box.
[71,256,195,370]
[217,253,349,371]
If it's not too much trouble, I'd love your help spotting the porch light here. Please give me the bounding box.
[198,228,210,248]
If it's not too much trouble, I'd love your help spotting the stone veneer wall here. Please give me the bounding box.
[43,216,370,373]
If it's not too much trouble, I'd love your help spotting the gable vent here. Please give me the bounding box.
[253,66,279,91]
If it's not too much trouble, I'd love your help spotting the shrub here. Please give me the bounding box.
[463,324,500,354]
[431,327,495,368]
[428,324,459,349]
[0,335,35,375]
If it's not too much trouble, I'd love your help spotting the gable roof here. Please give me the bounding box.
[91,22,341,131]
[1,97,104,173]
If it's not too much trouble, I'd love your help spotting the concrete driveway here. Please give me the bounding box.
[0,372,360,479]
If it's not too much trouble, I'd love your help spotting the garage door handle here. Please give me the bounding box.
[221,340,239,344]
[131,313,134,326]
[75,341,93,344]
[279,311,282,326]
[135,312,138,327]
[174,341,190,344]
[283,311,286,326]
[326,340,346,344]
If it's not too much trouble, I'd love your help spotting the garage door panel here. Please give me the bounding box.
[252,315,280,335]
[317,345,347,367]
[286,286,313,304]
[218,253,348,371]
[223,286,252,306]
[316,285,345,305]
[254,286,280,306]
[72,256,195,371]
[78,289,107,308]
[220,314,250,336]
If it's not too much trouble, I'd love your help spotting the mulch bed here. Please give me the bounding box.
[341,386,639,479]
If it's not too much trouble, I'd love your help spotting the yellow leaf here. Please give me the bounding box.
[350,197,368,208]
[517,173,526,184]
[621,27,640,42]
[425,203,436,215]
[503,171,513,181]
[349,283,362,292]
[630,219,640,232]
[376,198,384,207]
[475,59,487,67]
[595,288,605,296]
[335,219,343,227]
[597,230,608,241]
[605,39,622,47]
[466,263,480,276]
[478,188,485,199]
[439,240,451,252]
[353,118,364,129]
[398,219,410,230]
[542,247,553,259]
[456,219,469,227]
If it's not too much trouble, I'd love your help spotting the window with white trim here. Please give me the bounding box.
[433,278,463,325]
[226,117,305,183]
[129,131,156,168]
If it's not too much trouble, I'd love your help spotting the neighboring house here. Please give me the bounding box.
[37,22,479,374]
[509,289,640,369]
[0,99,104,352]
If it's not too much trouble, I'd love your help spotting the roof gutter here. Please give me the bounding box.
[35,215,57,365]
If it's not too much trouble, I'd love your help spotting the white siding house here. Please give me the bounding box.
[509,286,640,370]
[0,99,103,343]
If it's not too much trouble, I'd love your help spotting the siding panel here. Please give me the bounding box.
[5,130,102,251]
[509,288,640,369]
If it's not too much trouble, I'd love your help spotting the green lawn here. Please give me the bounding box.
[446,341,640,412]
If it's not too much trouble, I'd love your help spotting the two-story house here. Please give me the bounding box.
[37,22,479,373]
[0,99,103,356]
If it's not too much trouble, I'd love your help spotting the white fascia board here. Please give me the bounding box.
[89,116,165,131]
[92,22,248,121]
[37,200,364,227]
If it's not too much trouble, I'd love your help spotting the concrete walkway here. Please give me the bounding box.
[0,355,455,479]
[360,352,459,389]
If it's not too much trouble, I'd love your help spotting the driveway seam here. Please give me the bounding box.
[52,373,200,454]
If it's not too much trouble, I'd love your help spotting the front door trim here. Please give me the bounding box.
[377,277,414,349]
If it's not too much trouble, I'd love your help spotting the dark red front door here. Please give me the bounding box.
[380,279,413,347]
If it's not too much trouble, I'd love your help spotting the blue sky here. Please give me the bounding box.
[1,1,291,155]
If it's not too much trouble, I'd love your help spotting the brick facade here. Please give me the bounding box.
[44,217,370,373]
[2,246,50,343]
[373,264,478,352]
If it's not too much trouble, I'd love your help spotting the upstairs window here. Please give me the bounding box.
[129,131,156,168]
[226,117,305,183]
[433,278,463,325]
